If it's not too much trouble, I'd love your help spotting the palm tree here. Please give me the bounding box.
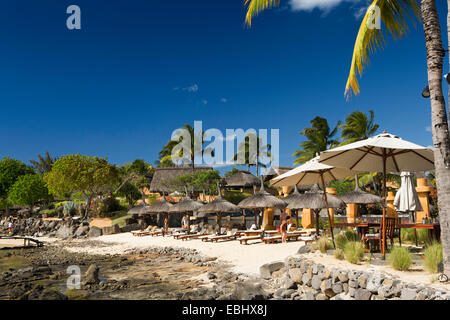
[243,0,450,278]
[30,151,56,175]
[339,110,379,145]
[232,132,271,176]
[159,124,205,169]
[293,116,341,165]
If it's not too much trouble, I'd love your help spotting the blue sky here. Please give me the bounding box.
[0,0,447,173]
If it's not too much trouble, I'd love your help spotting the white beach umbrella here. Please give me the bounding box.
[394,172,423,219]
[270,156,358,247]
[319,132,434,256]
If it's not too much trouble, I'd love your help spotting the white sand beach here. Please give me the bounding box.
[38,233,450,292]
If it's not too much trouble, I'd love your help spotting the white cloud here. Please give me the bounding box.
[220,98,227,103]
[290,0,360,12]
[201,99,208,105]
[174,84,199,92]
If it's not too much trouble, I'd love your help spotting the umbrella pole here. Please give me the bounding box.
[320,174,336,248]
[296,209,300,229]
[254,209,258,228]
[314,210,320,236]
[187,212,191,235]
[218,212,222,230]
[382,151,387,258]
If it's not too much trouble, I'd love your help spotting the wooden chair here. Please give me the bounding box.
[362,218,397,252]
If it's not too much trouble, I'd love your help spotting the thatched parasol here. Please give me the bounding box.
[145,194,174,232]
[287,184,345,235]
[198,185,241,228]
[225,170,260,188]
[338,176,382,205]
[238,178,287,227]
[169,188,204,234]
[128,203,150,215]
[283,185,303,228]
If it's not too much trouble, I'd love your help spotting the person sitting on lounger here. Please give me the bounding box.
[181,215,189,229]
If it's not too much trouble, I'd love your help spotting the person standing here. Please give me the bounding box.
[280,218,288,243]
[8,221,13,234]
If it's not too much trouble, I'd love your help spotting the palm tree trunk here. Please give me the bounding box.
[422,0,450,276]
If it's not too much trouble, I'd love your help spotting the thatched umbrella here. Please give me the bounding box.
[270,156,357,247]
[238,178,287,228]
[339,176,382,205]
[225,170,260,188]
[146,194,173,232]
[169,188,204,234]
[287,184,346,236]
[128,202,150,215]
[198,185,241,228]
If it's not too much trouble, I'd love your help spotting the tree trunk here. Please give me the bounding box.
[5,199,9,216]
[83,196,92,221]
[255,161,259,177]
[422,0,450,276]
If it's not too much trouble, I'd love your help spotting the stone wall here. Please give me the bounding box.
[260,252,450,300]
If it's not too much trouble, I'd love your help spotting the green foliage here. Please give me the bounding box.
[224,167,239,178]
[401,229,430,245]
[224,191,252,205]
[97,197,122,214]
[343,230,358,242]
[63,201,79,216]
[335,232,349,250]
[292,116,341,165]
[327,180,354,196]
[40,208,58,217]
[424,242,443,274]
[0,157,34,199]
[44,154,119,206]
[388,246,412,271]
[116,181,141,208]
[339,110,379,145]
[334,248,344,260]
[8,174,51,207]
[344,241,364,264]
[232,132,271,175]
[316,236,332,254]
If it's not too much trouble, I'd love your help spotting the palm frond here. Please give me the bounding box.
[345,0,420,97]
[244,0,280,26]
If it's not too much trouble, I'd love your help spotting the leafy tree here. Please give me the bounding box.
[44,154,120,219]
[292,117,341,165]
[232,132,271,176]
[191,170,221,195]
[9,174,51,207]
[0,157,34,214]
[116,159,154,204]
[116,181,141,208]
[339,110,379,145]
[30,151,56,175]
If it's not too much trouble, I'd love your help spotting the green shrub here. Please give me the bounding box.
[40,208,58,217]
[98,197,122,213]
[334,248,344,260]
[344,230,358,242]
[316,236,332,253]
[63,201,79,216]
[344,241,364,264]
[401,229,429,245]
[388,246,412,271]
[334,232,348,250]
[424,242,443,273]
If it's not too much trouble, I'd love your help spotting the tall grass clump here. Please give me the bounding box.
[343,241,364,264]
[316,236,332,253]
[388,246,412,271]
[424,242,443,273]
[334,232,348,250]
[343,230,358,242]
[401,229,429,245]
[334,248,344,260]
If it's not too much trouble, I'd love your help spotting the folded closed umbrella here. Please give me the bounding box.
[394,172,423,219]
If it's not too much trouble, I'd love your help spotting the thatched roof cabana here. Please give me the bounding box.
[149,166,213,193]
[286,184,345,210]
[146,195,174,213]
[264,166,294,181]
[224,170,260,188]
[238,180,287,209]
[338,185,383,205]
[128,203,150,215]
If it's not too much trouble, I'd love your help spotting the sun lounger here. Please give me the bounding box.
[298,235,317,244]
[131,226,152,237]
[237,235,262,245]
[172,230,188,239]
[206,229,238,243]
[179,232,210,241]
[262,235,282,244]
